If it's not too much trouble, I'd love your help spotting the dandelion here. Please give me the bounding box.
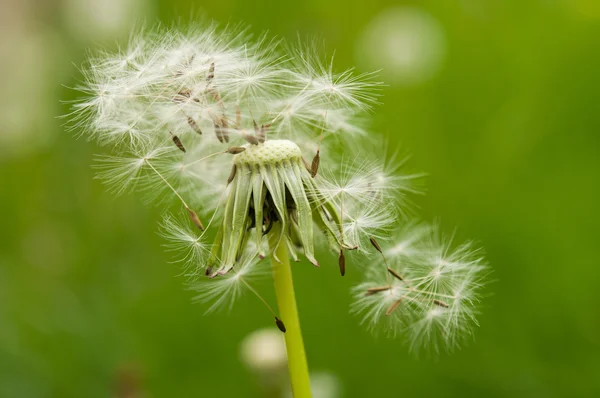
[351,222,488,353]
[68,21,488,397]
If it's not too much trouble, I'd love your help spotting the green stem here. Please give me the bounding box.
[270,226,312,398]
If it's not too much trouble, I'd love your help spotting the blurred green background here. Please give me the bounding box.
[1,0,599,397]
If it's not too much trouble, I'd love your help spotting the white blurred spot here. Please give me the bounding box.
[356,7,446,86]
[63,0,151,40]
[240,328,287,372]
[310,371,343,398]
[0,1,64,159]
[283,371,342,398]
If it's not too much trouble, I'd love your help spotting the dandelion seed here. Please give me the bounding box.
[366,286,391,295]
[159,215,209,277]
[310,150,320,178]
[187,116,203,135]
[351,222,488,352]
[187,209,205,231]
[338,249,346,276]
[227,165,237,185]
[226,146,246,154]
[243,132,260,145]
[275,317,287,333]
[171,134,186,153]
[369,237,382,253]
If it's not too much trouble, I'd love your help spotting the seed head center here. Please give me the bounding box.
[234,139,302,166]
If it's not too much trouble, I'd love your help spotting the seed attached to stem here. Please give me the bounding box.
[258,123,269,143]
[338,249,346,276]
[275,317,287,333]
[227,165,237,184]
[187,208,205,231]
[244,133,260,145]
[387,267,404,281]
[310,150,320,178]
[227,146,246,155]
[369,236,382,253]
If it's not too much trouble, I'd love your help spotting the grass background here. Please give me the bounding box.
[1,0,599,396]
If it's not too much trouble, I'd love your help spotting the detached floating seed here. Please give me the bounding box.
[275,317,287,333]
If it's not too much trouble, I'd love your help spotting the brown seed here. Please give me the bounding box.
[213,121,224,143]
[244,133,260,145]
[227,165,237,185]
[221,120,230,142]
[369,237,382,253]
[187,116,202,135]
[275,317,287,333]
[311,152,321,178]
[209,90,222,102]
[258,123,270,143]
[187,208,205,231]
[433,299,449,308]
[207,62,215,82]
[174,88,191,102]
[213,117,230,143]
[227,146,246,155]
[387,268,404,281]
[204,266,213,277]
[366,286,391,296]
[310,150,320,178]
[338,249,346,276]
[385,298,404,316]
[172,135,186,153]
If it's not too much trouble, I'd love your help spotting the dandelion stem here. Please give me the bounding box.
[270,223,312,398]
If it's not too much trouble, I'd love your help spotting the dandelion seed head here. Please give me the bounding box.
[68,20,487,352]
